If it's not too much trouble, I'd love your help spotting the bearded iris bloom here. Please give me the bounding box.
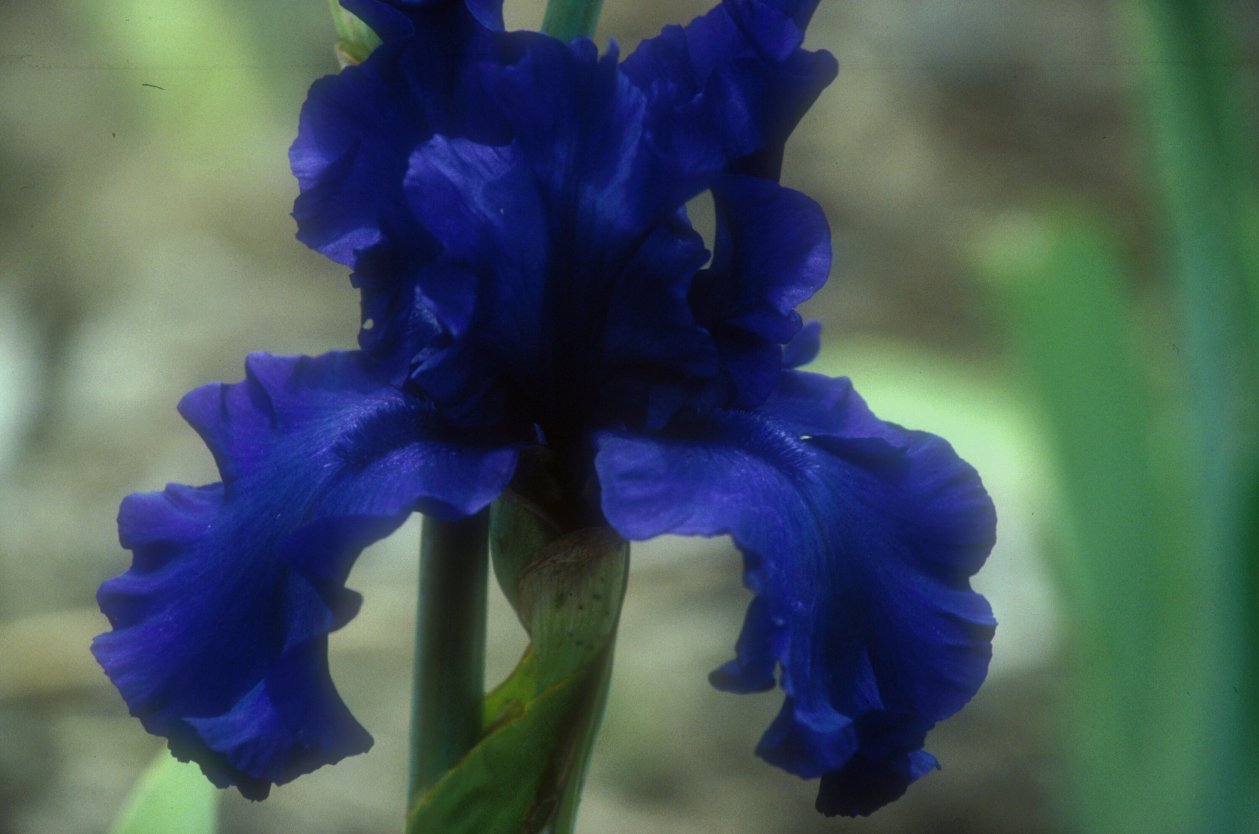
[93,0,995,818]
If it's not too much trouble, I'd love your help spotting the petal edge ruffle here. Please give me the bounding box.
[595,372,995,815]
[94,351,517,796]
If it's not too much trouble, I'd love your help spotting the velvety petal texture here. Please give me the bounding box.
[290,0,510,356]
[691,174,831,406]
[389,33,834,434]
[398,36,731,433]
[94,352,516,796]
[100,0,996,815]
[621,0,837,178]
[596,372,995,816]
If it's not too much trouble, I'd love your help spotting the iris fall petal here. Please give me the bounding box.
[94,351,516,796]
[595,371,995,815]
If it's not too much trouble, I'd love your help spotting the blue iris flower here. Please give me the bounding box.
[94,0,996,817]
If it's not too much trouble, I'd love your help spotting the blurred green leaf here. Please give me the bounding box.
[975,210,1197,832]
[108,749,217,834]
[1123,2,1259,828]
[490,489,563,629]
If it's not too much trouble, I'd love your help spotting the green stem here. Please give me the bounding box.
[408,512,490,807]
[541,0,604,40]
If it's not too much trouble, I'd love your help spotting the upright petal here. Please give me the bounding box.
[93,351,517,797]
[290,0,511,355]
[291,1,505,269]
[402,129,719,431]
[483,36,724,251]
[595,372,995,816]
[700,176,831,342]
[623,0,838,179]
[394,33,736,433]
[691,175,831,405]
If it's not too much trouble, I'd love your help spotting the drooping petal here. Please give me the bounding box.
[623,0,838,179]
[93,351,517,797]
[595,372,995,816]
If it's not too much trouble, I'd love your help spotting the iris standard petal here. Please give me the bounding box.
[403,131,719,429]
[622,0,838,179]
[484,36,725,253]
[405,137,548,340]
[93,351,517,797]
[594,372,995,816]
[781,320,822,369]
[291,0,510,355]
[397,33,737,432]
[692,174,831,405]
[700,176,831,342]
[292,2,496,267]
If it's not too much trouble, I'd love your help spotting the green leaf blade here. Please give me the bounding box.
[408,662,592,834]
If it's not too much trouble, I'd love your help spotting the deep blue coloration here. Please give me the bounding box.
[95,0,996,816]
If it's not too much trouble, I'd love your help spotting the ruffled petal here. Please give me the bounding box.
[93,351,517,797]
[398,37,726,431]
[623,0,838,179]
[290,1,510,355]
[484,36,724,252]
[781,320,821,368]
[701,176,830,341]
[691,174,830,405]
[291,3,502,267]
[595,372,995,816]
[404,137,548,339]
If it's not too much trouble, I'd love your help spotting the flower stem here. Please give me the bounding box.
[408,512,490,808]
[541,0,604,40]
